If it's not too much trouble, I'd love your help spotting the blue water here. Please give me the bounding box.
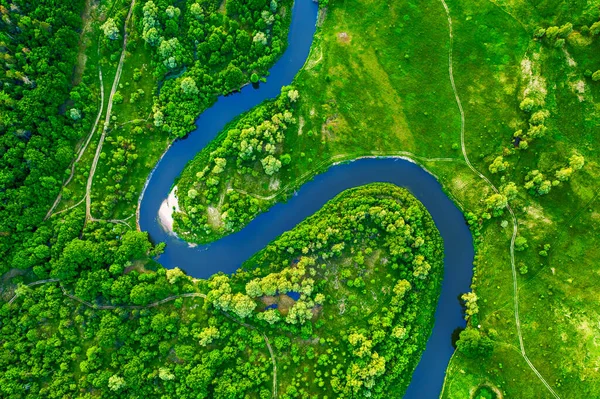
[286,291,301,301]
[138,1,474,397]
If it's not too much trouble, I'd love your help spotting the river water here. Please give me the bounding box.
[138,1,474,397]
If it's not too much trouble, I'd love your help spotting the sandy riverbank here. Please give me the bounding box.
[158,186,180,234]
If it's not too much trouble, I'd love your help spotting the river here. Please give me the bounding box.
[138,0,474,397]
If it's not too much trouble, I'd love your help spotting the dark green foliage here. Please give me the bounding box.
[139,0,293,137]
[456,327,494,359]
[0,0,90,273]
[230,183,445,397]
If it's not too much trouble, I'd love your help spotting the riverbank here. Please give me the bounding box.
[157,186,180,234]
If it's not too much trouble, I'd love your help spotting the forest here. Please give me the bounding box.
[1,184,444,398]
[0,0,92,273]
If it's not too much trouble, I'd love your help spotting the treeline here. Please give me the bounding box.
[174,86,298,242]
[0,0,93,273]
[138,0,293,137]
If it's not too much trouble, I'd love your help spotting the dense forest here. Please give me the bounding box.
[0,0,93,273]
[141,0,293,137]
[1,184,444,398]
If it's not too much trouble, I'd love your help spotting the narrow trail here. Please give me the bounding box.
[89,213,135,229]
[439,1,561,398]
[221,311,278,398]
[86,0,136,223]
[45,68,105,220]
[6,278,205,309]
[50,196,86,217]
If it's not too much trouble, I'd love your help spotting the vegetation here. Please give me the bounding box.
[172,0,600,397]
[3,0,600,397]
[174,86,299,241]
[140,0,293,137]
[1,184,444,398]
[0,0,90,273]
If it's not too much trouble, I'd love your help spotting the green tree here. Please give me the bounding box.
[108,374,126,391]
[101,18,120,40]
[515,236,528,251]
[181,77,199,96]
[569,153,585,170]
[457,328,493,358]
[199,326,220,346]
[488,156,508,174]
[231,293,256,318]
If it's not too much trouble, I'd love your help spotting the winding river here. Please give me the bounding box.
[138,0,474,397]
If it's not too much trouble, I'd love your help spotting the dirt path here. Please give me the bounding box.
[6,278,204,309]
[221,311,278,398]
[45,68,105,220]
[86,0,136,223]
[439,1,561,398]
[72,0,95,85]
[89,213,135,229]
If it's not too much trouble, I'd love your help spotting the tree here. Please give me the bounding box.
[159,368,175,381]
[231,293,256,318]
[519,97,536,112]
[515,236,528,251]
[412,255,431,279]
[287,89,299,102]
[280,153,292,165]
[592,70,600,82]
[245,279,263,297]
[485,193,507,211]
[501,182,518,200]
[488,156,508,174]
[558,22,573,38]
[569,153,585,170]
[457,328,493,358]
[253,32,267,45]
[261,155,281,175]
[223,64,245,92]
[258,309,281,324]
[181,77,199,96]
[212,158,226,174]
[69,108,82,120]
[555,167,573,182]
[143,27,161,46]
[190,3,203,18]
[545,26,560,40]
[199,326,220,346]
[529,110,548,125]
[462,292,479,319]
[591,21,600,36]
[101,18,120,40]
[108,375,126,391]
